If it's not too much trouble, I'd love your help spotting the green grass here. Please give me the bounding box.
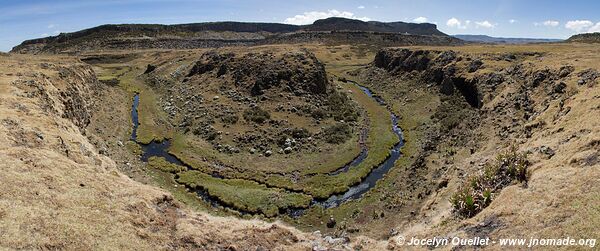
[124,141,142,155]
[147,156,186,173]
[177,170,312,217]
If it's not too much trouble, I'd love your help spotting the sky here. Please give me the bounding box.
[1,0,600,51]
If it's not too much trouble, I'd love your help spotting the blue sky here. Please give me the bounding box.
[1,0,600,51]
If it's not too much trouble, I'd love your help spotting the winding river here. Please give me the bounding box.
[130,82,404,212]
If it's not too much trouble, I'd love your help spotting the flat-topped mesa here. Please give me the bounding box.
[306,17,446,35]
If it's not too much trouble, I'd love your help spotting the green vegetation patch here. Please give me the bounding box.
[243,106,271,123]
[177,170,312,217]
[323,123,352,144]
[327,91,360,122]
[125,141,143,155]
[148,156,186,173]
[451,147,529,218]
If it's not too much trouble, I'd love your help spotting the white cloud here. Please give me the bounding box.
[47,24,55,29]
[544,20,560,27]
[284,9,370,25]
[53,30,61,35]
[446,17,467,29]
[565,20,593,32]
[413,16,428,23]
[589,22,600,33]
[475,20,495,28]
[509,19,517,24]
[41,33,49,37]
[357,5,365,9]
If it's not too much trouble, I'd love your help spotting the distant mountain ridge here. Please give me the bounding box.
[11,17,457,54]
[453,34,562,44]
[567,32,600,43]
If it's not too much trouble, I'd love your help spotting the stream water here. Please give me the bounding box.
[317,85,404,208]
[129,82,404,211]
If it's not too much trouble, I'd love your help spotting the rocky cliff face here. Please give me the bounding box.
[10,62,97,131]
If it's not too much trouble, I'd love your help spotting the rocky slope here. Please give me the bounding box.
[352,45,600,248]
[0,54,386,250]
[11,18,460,54]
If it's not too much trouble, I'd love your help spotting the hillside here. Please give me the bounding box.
[347,44,600,246]
[567,32,600,43]
[0,53,391,250]
[454,34,562,44]
[10,18,458,54]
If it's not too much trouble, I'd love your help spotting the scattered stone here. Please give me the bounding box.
[468,59,484,73]
[284,146,293,154]
[264,150,272,157]
[326,216,336,228]
[552,82,567,94]
[540,145,555,158]
[143,64,157,74]
[558,65,574,78]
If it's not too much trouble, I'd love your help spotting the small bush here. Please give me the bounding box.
[311,108,327,120]
[291,128,311,138]
[323,123,352,144]
[328,91,359,122]
[450,146,528,218]
[243,107,270,123]
[221,114,239,124]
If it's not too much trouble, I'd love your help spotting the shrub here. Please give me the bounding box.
[327,91,359,122]
[221,114,239,124]
[323,123,352,144]
[450,146,528,218]
[243,107,270,123]
[291,128,311,138]
[311,108,327,120]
